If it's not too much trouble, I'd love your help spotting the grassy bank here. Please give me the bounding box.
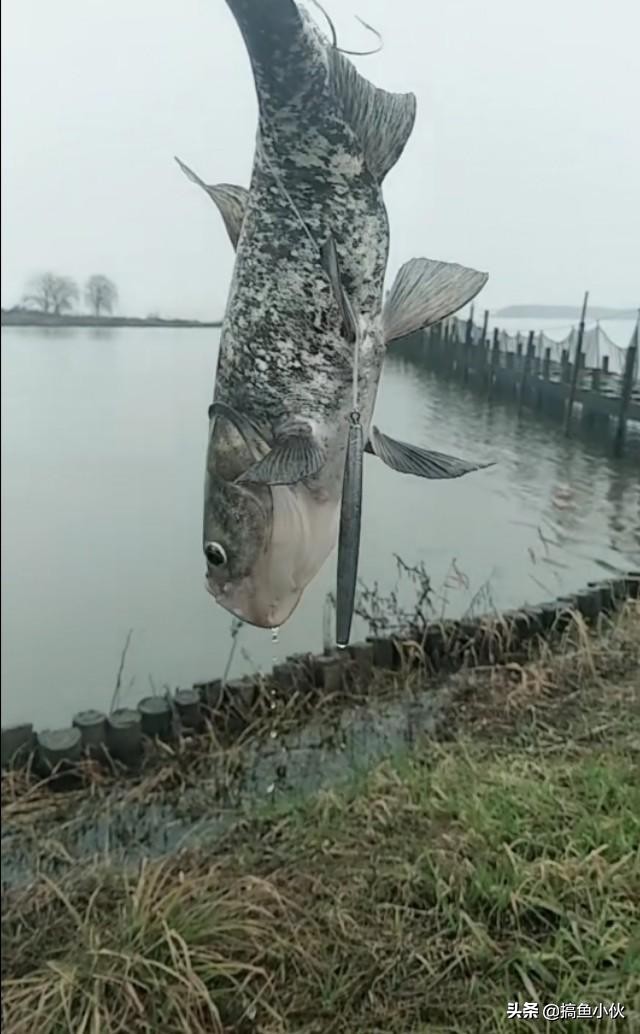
[2,604,639,1033]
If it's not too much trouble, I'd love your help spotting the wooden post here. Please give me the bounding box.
[346,641,374,682]
[367,636,400,670]
[37,728,83,770]
[195,678,223,711]
[73,709,108,754]
[514,337,523,388]
[107,708,142,764]
[437,322,447,368]
[223,678,256,710]
[427,323,435,369]
[481,309,489,345]
[441,320,450,370]
[625,571,640,599]
[476,309,489,381]
[533,332,543,378]
[582,360,601,430]
[534,332,543,403]
[462,310,474,383]
[420,327,428,361]
[488,327,500,398]
[174,688,202,730]
[542,346,551,381]
[602,355,610,375]
[138,696,173,739]
[563,291,589,434]
[449,319,460,375]
[220,678,255,735]
[613,316,639,457]
[313,654,345,691]
[518,331,536,415]
[1,724,34,768]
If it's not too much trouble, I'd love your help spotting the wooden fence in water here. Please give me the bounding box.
[394,312,640,457]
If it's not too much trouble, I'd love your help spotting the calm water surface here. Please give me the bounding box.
[2,326,639,727]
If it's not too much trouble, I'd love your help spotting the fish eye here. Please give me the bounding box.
[204,542,227,567]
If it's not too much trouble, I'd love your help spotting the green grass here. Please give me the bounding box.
[2,605,639,1033]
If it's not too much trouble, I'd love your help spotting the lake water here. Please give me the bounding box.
[2,325,639,729]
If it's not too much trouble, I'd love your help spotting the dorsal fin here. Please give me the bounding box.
[328,48,416,183]
[175,156,249,249]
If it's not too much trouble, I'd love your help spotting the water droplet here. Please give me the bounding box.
[271,625,280,665]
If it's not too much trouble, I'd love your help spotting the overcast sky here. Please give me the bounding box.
[1,0,638,319]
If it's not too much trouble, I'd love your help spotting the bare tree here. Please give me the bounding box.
[85,275,118,317]
[23,273,79,315]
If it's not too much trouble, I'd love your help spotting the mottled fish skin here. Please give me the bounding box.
[211,1,410,484]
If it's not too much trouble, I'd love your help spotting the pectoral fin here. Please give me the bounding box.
[320,235,357,343]
[383,258,488,345]
[366,426,493,479]
[175,156,248,249]
[237,421,326,485]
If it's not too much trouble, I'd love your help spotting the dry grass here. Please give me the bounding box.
[2,603,639,1033]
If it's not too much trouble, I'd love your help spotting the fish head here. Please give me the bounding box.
[204,473,339,629]
[203,471,274,615]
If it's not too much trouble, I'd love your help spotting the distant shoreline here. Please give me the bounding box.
[494,305,637,320]
[4,306,636,329]
[1,310,222,329]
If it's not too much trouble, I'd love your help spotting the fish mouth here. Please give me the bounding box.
[204,576,302,629]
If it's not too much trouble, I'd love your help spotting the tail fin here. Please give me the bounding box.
[225,0,415,181]
[328,48,416,182]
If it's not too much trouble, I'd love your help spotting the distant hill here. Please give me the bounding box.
[1,308,222,329]
[495,305,637,320]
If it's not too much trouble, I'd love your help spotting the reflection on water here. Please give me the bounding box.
[1,327,639,727]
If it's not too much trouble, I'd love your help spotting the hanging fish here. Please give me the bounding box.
[177,0,491,630]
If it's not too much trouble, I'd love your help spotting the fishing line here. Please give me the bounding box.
[261,130,359,423]
[262,144,358,382]
[309,0,337,47]
[308,0,383,57]
[346,293,361,418]
[345,17,383,57]
[261,148,320,255]
[222,617,243,686]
